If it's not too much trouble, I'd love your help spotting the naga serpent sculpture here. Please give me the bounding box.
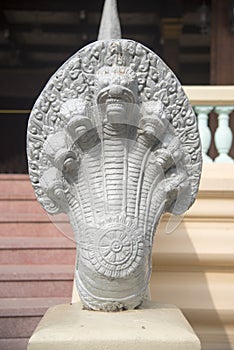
[27,32,202,311]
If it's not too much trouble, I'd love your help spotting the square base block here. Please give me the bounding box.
[27,301,201,350]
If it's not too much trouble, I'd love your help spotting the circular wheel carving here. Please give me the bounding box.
[87,221,144,278]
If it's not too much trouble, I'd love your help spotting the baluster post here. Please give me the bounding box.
[214,106,234,163]
[194,106,213,163]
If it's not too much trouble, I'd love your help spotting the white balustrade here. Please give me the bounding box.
[185,85,234,164]
[194,106,214,163]
[214,107,234,163]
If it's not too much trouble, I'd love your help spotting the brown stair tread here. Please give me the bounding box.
[0,264,74,281]
[0,222,71,237]
[0,175,29,181]
[0,174,34,200]
[0,201,55,222]
[0,237,75,249]
[0,297,70,317]
[0,338,29,350]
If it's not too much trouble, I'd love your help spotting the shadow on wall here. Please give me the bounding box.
[151,217,233,350]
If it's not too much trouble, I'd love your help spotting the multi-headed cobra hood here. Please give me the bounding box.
[27,1,202,311]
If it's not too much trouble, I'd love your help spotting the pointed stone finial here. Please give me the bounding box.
[98,0,121,40]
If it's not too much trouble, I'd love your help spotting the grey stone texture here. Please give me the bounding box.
[27,38,201,310]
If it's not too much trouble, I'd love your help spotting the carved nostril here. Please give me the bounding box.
[108,85,123,97]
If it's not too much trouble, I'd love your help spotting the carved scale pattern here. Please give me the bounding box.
[27,39,202,311]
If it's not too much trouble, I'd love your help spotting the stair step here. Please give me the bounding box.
[0,338,29,350]
[0,237,75,249]
[0,222,71,237]
[0,200,54,222]
[0,174,35,200]
[0,297,70,316]
[0,265,74,297]
[0,200,74,225]
[0,297,70,338]
[0,237,76,264]
[0,264,74,280]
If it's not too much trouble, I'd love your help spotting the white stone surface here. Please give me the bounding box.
[27,37,202,310]
[214,106,234,163]
[27,301,201,350]
[195,106,213,163]
[98,0,121,40]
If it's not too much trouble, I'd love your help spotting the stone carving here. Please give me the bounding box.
[27,39,202,311]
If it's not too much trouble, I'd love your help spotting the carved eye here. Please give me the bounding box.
[53,187,64,199]
[102,79,109,87]
[63,156,77,173]
[145,106,153,115]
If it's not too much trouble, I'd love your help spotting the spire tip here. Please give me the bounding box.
[98,0,122,40]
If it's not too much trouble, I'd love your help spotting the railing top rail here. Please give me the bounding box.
[184,85,234,106]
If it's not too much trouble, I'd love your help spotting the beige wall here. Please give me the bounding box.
[151,164,234,350]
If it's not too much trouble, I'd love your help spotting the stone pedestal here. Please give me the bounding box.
[27,301,201,350]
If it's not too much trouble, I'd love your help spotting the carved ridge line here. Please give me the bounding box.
[143,169,162,239]
[100,123,108,215]
[103,125,124,213]
[80,158,98,226]
[123,136,128,215]
[134,140,151,222]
